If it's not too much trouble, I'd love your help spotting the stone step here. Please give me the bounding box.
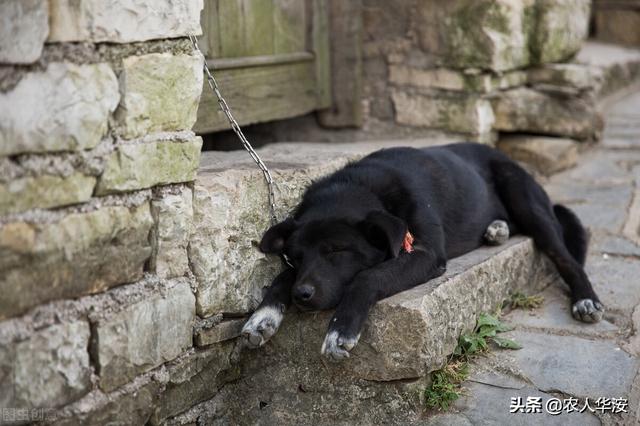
[187,141,560,424]
[576,40,640,100]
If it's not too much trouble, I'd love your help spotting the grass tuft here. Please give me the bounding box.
[424,313,521,410]
[508,292,544,310]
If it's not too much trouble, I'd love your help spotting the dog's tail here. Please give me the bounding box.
[553,204,589,266]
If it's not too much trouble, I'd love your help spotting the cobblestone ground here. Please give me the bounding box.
[426,91,640,426]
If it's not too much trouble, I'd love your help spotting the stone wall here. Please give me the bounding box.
[361,0,603,156]
[0,1,209,424]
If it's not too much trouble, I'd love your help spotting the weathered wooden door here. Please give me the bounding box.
[195,0,331,133]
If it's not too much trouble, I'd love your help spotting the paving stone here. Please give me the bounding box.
[392,90,495,135]
[497,135,578,175]
[0,172,96,215]
[505,285,618,338]
[0,321,91,409]
[586,254,640,313]
[491,87,603,141]
[150,186,193,279]
[0,62,119,156]
[96,137,202,195]
[549,150,632,185]
[91,280,195,391]
[592,235,640,258]
[0,203,153,320]
[494,330,639,399]
[115,53,203,139]
[543,181,632,234]
[48,0,203,43]
[0,0,48,64]
[450,380,600,425]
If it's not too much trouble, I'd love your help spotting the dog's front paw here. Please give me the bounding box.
[572,298,604,323]
[241,305,284,348]
[321,330,361,361]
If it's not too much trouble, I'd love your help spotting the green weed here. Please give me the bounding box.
[508,292,544,310]
[424,313,521,410]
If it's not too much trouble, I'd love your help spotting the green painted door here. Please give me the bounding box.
[195,0,331,133]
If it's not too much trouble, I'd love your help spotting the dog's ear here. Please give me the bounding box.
[358,211,407,258]
[259,218,297,254]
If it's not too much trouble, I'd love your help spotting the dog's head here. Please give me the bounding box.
[259,211,407,310]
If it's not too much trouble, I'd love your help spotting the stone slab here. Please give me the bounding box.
[392,90,494,135]
[0,0,48,64]
[48,0,203,43]
[494,330,639,399]
[0,203,153,319]
[91,280,195,391]
[0,321,91,410]
[115,53,203,139]
[0,173,96,215]
[497,135,578,175]
[195,318,245,346]
[505,284,619,338]
[149,186,193,279]
[491,87,603,141]
[586,254,640,314]
[96,137,202,195]
[0,62,119,156]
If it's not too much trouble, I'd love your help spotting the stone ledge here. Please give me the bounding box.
[194,238,559,424]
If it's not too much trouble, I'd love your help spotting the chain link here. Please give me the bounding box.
[189,35,294,268]
[189,34,278,225]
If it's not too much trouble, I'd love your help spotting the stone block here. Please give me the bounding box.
[91,280,195,391]
[96,136,202,195]
[527,63,604,91]
[0,203,153,319]
[0,321,91,409]
[392,90,495,135]
[0,0,48,64]
[210,238,558,424]
[195,319,245,346]
[417,0,535,71]
[532,0,591,64]
[48,0,203,43]
[115,53,203,139]
[0,173,96,215]
[491,87,603,141]
[497,135,578,175]
[148,343,235,425]
[150,186,194,278]
[0,62,119,157]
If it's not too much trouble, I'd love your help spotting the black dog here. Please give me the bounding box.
[242,143,604,360]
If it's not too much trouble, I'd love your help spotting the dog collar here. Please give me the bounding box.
[402,231,415,253]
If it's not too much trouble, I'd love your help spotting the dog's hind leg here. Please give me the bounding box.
[491,160,604,323]
[484,220,510,245]
[242,267,295,348]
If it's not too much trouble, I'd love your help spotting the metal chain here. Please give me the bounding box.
[189,34,278,225]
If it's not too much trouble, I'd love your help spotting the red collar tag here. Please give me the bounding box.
[402,231,415,253]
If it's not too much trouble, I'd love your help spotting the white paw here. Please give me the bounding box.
[321,330,360,361]
[241,305,284,348]
[484,220,510,245]
[572,299,604,323]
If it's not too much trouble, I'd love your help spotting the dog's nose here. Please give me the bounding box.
[294,284,315,302]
